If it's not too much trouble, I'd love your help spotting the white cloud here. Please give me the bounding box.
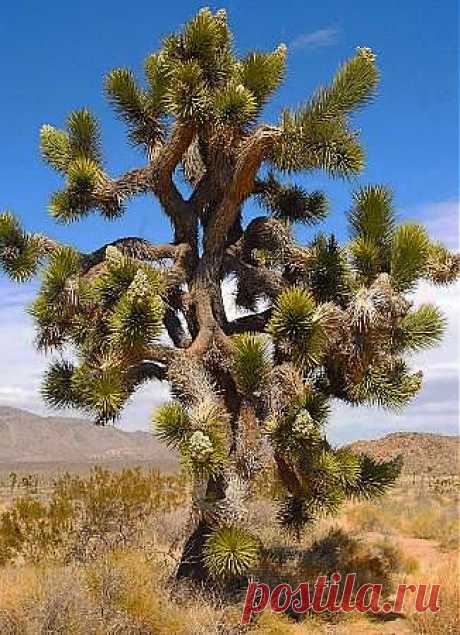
[409,199,459,250]
[290,27,340,51]
[0,281,48,414]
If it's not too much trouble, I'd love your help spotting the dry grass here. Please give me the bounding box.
[406,561,460,635]
[0,533,453,635]
[0,550,234,634]
[345,487,459,551]
[0,468,457,634]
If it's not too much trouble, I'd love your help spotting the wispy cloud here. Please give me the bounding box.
[409,199,459,250]
[290,26,341,51]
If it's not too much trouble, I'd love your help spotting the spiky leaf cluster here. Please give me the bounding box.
[348,359,423,409]
[32,249,166,423]
[204,525,259,578]
[348,185,454,290]
[41,356,130,425]
[347,454,403,499]
[392,304,445,353]
[104,8,285,139]
[257,174,328,225]
[272,47,378,175]
[153,399,228,478]
[39,109,120,223]
[231,333,272,395]
[304,234,351,305]
[0,213,45,281]
[275,443,397,537]
[267,287,338,369]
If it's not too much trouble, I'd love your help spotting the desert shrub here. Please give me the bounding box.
[299,527,396,597]
[84,549,185,634]
[346,490,459,551]
[0,467,188,565]
[0,564,97,635]
[407,562,460,635]
[255,527,405,612]
[372,537,418,575]
[402,498,459,550]
[345,500,392,533]
[0,549,241,634]
[27,571,94,634]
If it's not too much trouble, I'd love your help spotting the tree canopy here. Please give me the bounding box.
[1,8,458,579]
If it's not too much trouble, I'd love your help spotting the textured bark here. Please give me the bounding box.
[175,519,212,580]
[176,476,226,581]
[35,114,283,580]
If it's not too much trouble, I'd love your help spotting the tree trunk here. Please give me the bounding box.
[176,519,212,580]
[176,473,226,581]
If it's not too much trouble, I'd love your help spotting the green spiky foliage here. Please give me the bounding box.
[153,398,229,478]
[392,305,446,353]
[30,247,166,423]
[304,234,351,305]
[204,525,260,578]
[231,333,271,394]
[257,173,328,225]
[1,8,458,580]
[347,454,403,499]
[0,213,45,281]
[267,287,338,369]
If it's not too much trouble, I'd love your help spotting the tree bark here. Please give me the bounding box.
[176,519,213,580]
[176,474,226,581]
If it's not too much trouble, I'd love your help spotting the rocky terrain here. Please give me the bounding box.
[348,431,459,475]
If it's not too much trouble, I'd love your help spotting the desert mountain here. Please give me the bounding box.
[0,406,177,469]
[347,431,459,476]
[0,407,458,476]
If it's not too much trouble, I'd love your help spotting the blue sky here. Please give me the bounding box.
[0,1,458,441]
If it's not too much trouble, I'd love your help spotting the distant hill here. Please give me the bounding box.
[347,432,459,476]
[1,407,458,477]
[0,406,177,470]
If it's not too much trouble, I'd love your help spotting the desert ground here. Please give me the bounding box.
[0,450,457,634]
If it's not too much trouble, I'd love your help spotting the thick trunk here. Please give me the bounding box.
[175,519,213,580]
[175,221,249,580]
[176,473,227,581]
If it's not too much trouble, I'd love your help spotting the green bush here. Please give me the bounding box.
[0,467,187,566]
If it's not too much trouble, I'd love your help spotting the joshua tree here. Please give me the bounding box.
[1,9,458,580]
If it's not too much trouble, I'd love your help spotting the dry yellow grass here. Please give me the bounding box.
[0,467,457,634]
[0,541,456,634]
[405,562,460,635]
[344,488,459,552]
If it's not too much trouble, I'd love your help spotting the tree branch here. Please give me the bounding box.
[223,251,286,299]
[225,308,272,335]
[232,216,292,260]
[163,304,191,348]
[154,123,198,243]
[95,124,197,244]
[145,343,177,365]
[127,361,167,384]
[203,126,281,255]
[82,237,182,272]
